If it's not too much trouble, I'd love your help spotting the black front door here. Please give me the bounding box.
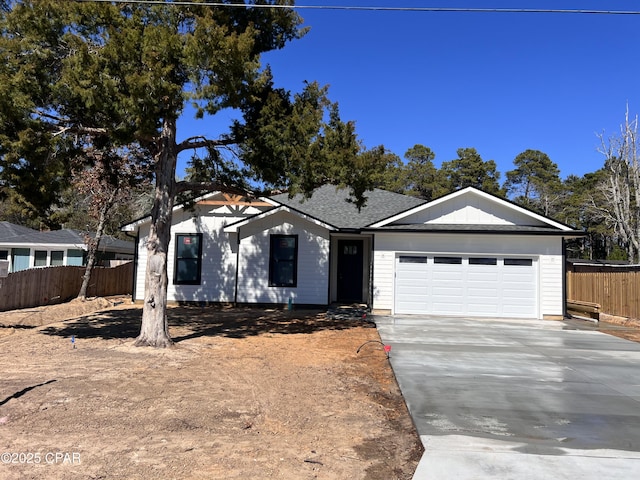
[337,239,364,303]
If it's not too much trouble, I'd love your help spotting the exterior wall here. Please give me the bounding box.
[134,225,149,301]
[134,203,268,303]
[539,254,564,317]
[372,233,564,318]
[3,246,86,272]
[236,210,330,305]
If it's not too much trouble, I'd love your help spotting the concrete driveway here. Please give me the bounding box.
[375,316,640,480]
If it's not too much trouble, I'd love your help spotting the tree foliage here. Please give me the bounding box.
[441,147,502,195]
[401,144,448,201]
[0,0,380,347]
[505,149,562,215]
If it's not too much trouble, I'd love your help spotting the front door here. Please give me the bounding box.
[337,239,364,303]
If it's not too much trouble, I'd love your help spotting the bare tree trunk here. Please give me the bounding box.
[135,118,178,347]
[598,108,640,263]
[78,244,97,300]
[77,211,104,300]
[77,189,117,300]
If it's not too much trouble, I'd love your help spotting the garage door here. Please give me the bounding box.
[395,255,537,318]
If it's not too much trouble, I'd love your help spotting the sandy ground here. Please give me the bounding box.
[0,299,423,480]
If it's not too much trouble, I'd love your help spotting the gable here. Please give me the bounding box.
[372,188,574,231]
[122,192,273,232]
[398,191,547,226]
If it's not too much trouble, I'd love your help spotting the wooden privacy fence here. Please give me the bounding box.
[0,262,133,312]
[566,267,640,321]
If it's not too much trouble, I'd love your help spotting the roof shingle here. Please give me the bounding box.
[270,185,427,229]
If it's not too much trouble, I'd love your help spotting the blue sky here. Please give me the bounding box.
[177,1,640,182]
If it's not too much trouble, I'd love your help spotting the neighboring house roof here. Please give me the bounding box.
[0,221,38,238]
[0,226,134,254]
[270,185,427,229]
[567,258,633,266]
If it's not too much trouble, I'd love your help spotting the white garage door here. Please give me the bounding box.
[395,255,537,318]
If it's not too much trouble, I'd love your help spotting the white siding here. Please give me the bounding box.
[398,193,550,226]
[373,249,394,309]
[236,210,330,305]
[134,224,149,302]
[373,233,564,318]
[540,254,564,317]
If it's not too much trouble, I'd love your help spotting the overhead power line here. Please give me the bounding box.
[71,1,640,16]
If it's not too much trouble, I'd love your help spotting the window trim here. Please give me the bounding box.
[269,234,298,287]
[173,233,203,285]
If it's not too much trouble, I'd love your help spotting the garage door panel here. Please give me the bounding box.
[467,303,500,315]
[432,273,463,283]
[503,276,533,284]
[432,283,464,292]
[432,302,464,314]
[468,271,499,281]
[467,286,499,297]
[398,286,428,297]
[502,304,535,317]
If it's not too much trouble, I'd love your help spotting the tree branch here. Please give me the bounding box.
[175,180,253,197]
[34,109,108,136]
[177,136,236,153]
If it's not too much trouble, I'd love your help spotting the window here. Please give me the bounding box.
[469,257,497,266]
[50,251,64,266]
[504,258,533,266]
[434,256,462,264]
[343,244,358,255]
[174,234,203,285]
[11,248,30,272]
[0,250,8,261]
[399,256,428,263]
[34,250,47,267]
[269,235,297,287]
[67,249,85,266]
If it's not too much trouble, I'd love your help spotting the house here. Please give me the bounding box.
[123,186,584,320]
[0,222,135,272]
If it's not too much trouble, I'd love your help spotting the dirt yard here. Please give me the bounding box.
[0,299,423,480]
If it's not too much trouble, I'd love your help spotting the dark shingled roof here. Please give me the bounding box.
[0,221,38,239]
[270,185,427,229]
[0,228,134,253]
